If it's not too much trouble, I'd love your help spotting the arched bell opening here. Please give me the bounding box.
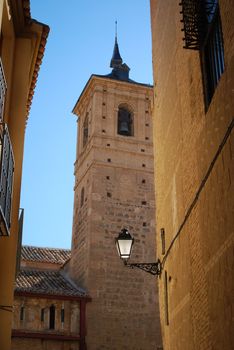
[117,106,133,136]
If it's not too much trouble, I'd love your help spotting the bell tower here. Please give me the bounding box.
[69,34,162,350]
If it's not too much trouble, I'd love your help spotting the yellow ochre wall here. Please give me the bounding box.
[150,1,234,349]
[0,1,48,349]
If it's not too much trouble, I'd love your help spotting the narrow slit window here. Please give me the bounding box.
[61,308,65,323]
[41,308,45,322]
[81,187,85,207]
[49,305,55,330]
[161,228,165,255]
[20,306,24,321]
[164,271,169,325]
[83,114,89,148]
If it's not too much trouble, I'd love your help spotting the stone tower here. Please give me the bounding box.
[68,35,162,350]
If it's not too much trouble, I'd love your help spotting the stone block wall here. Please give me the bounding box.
[150,0,234,349]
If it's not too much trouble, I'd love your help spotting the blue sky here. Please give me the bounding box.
[21,0,153,248]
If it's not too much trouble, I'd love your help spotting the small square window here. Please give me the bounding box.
[102,116,106,119]
[143,222,147,227]
[141,149,145,152]
[107,158,111,163]
[107,192,112,198]
[142,201,147,205]
[106,144,110,147]
[142,179,146,184]
[106,176,110,180]
[145,137,149,140]
[142,164,146,167]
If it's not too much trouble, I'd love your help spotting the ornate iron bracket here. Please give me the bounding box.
[124,259,161,276]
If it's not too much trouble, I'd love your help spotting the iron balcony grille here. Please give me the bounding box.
[0,124,14,236]
[203,8,224,104]
[0,58,7,122]
[180,0,218,50]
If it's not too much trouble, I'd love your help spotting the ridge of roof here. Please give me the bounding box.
[21,245,71,265]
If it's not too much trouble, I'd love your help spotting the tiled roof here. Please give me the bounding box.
[22,0,50,118]
[21,246,71,265]
[15,269,87,298]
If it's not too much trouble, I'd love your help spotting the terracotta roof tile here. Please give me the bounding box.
[22,0,50,119]
[15,269,87,298]
[21,246,71,265]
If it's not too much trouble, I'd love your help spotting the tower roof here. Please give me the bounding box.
[108,23,130,82]
[110,37,123,68]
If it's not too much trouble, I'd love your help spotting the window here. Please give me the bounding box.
[61,308,65,323]
[117,106,133,136]
[180,1,224,106]
[161,228,165,255]
[49,305,55,330]
[0,124,14,236]
[83,114,89,148]
[164,271,169,325]
[201,1,224,106]
[80,187,85,207]
[20,306,24,321]
[41,308,45,322]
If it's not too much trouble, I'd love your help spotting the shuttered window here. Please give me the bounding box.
[0,125,14,236]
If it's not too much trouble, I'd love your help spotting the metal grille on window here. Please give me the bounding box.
[0,124,14,236]
[180,1,224,105]
[203,6,224,104]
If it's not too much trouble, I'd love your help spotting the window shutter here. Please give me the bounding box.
[0,125,14,236]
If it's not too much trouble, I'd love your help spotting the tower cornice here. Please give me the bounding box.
[72,74,153,116]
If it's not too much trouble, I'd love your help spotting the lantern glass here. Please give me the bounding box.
[115,228,134,260]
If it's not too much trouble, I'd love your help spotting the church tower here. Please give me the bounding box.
[69,34,162,350]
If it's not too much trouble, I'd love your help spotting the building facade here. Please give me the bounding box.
[0,1,49,348]
[68,37,162,350]
[150,0,234,349]
[12,246,91,350]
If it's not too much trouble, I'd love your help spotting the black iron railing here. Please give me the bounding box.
[0,124,14,236]
[180,0,218,50]
[0,58,6,122]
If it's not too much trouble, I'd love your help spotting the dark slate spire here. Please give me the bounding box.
[108,22,130,81]
[110,22,123,68]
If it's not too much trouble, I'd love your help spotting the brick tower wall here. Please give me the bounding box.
[68,76,162,350]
